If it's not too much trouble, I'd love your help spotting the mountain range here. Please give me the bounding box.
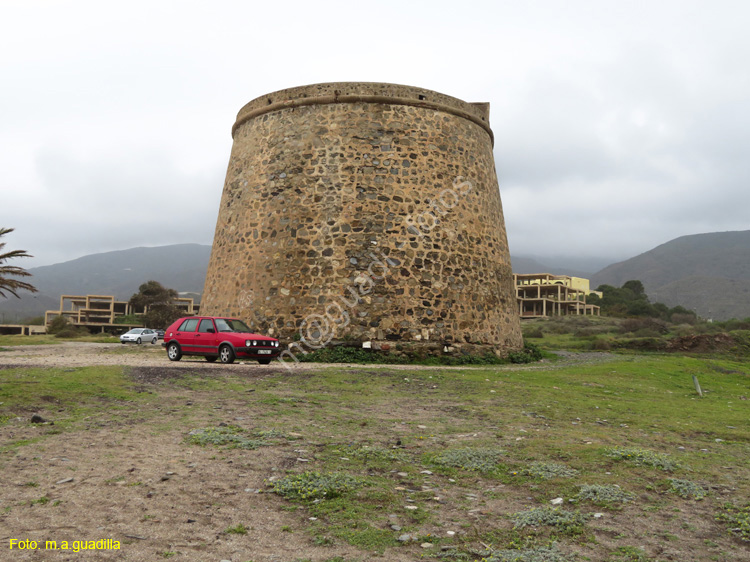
[1,230,749,322]
[591,230,750,321]
[0,244,211,322]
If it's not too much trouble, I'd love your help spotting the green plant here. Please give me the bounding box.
[114,314,144,325]
[0,227,37,298]
[54,326,88,339]
[508,342,544,364]
[609,545,650,561]
[576,484,634,504]
[272,471,362,501]
[511,506,589,531]
[30,496,50,505]
[668,479,706,500]
[225,523,248,535]
[716,503,750,541]
[605,447,680,472]
[47,315,71,335]
[432,447,505,472]
[128,280,182,328]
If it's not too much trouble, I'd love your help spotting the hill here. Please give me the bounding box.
[591,230,750,320]
[0,244,212,322]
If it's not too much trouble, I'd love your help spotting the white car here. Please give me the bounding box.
[120,328,159,345]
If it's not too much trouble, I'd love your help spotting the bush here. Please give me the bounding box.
[509,342,543,364]
[576,484,634,504]
[605,447,680,472]
[589,337,612,351]
[671,313,697,326]
[272,471,362,500]
[524,327,544,339]
[716,503,750,541]
[54,327,85,339]
[621,318,668,335]
[47,315,70,335]
[668,479,706,499]
[433,447,505,472]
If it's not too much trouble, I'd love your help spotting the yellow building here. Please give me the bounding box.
[514,273,601,319]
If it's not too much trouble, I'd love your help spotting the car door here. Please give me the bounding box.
[174,318,200,352]
[195,318,219,356]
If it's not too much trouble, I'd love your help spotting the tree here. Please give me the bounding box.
[622,279,646,297]
[0,227,38,299]
[129,280,182,328]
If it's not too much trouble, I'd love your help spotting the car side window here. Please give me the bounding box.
[178,318,199,332]
[198,319,215,333]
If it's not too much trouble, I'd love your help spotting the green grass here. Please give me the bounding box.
[0,350,748,560]
[0,366,140,403]
[224,523,248,535]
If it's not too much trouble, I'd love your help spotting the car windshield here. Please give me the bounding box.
[214,318,252,333]
[127,329,143,334]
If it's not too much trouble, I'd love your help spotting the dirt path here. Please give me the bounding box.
[0,342,618,371]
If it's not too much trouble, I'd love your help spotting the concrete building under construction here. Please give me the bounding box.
[515,273,601,319]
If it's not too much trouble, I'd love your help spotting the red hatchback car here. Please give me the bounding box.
[163,316,281,364]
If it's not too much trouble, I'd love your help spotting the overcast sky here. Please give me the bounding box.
[1,0,748,269]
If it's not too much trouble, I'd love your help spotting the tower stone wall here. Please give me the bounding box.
[201,82,522,356]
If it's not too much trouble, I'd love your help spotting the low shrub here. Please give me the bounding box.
[511,506,590,531]
[605,447,680,472]
[54,327,83,339]
[524,327,545,339]
[620,318,668,335]
[509,342,543,364]
[272,471,362,500]
[716,503,750,541]
[668,479,706,500]
[576,484,634,504]
[588,337,612,351]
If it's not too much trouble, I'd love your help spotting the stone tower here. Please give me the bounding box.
[201,82,522,357]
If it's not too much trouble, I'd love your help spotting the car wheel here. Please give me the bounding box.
[205,356,217,363]
[136,337,142,344]
[258,358,272,365]
[151,337,158,344]
[121,341,126,345]
[167,342,182,361]
[219,345,235,364]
